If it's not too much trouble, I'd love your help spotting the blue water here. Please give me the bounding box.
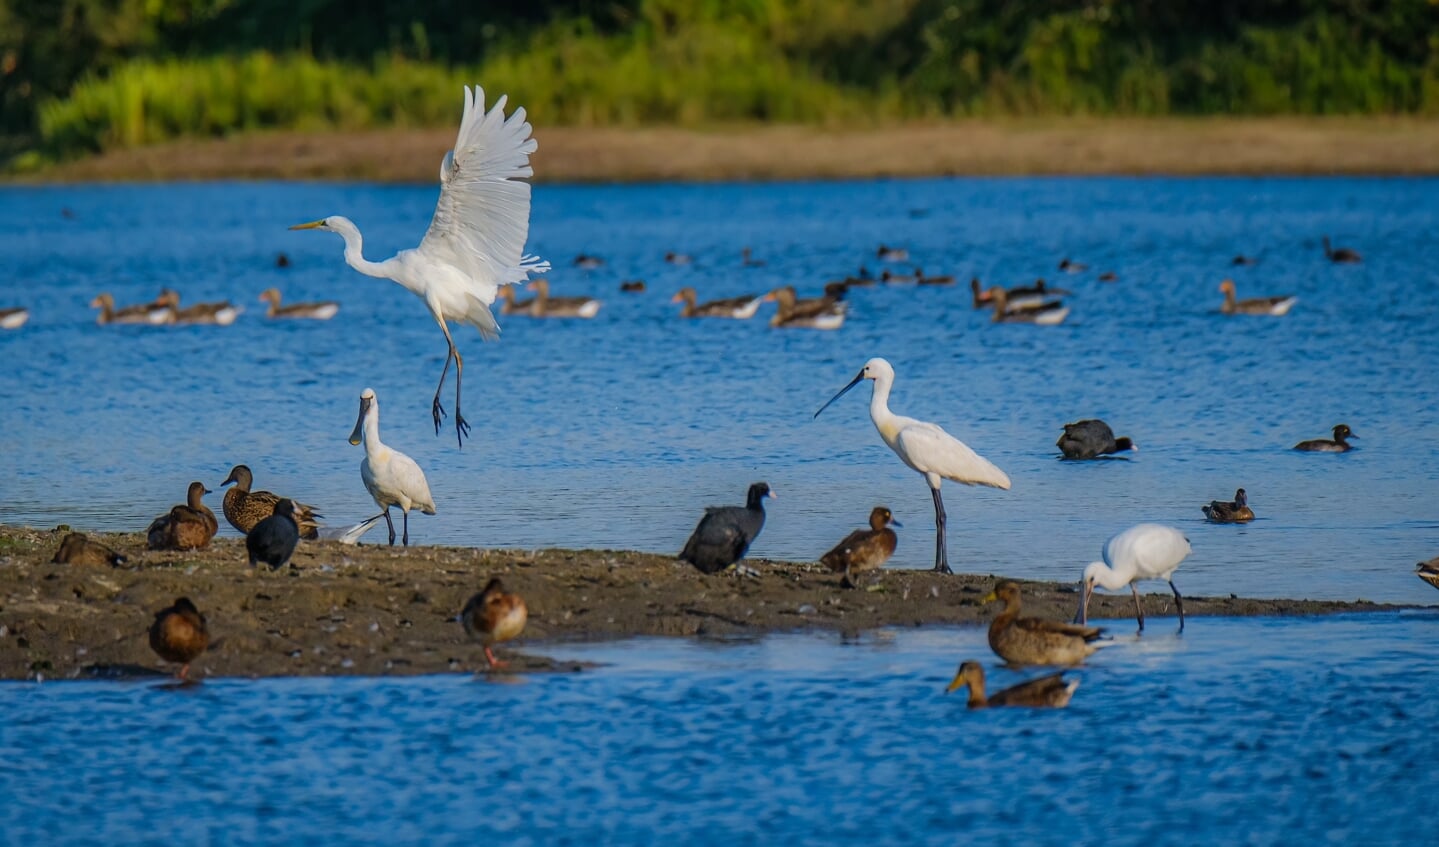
[2,178,1436,604]
[2,613,1436,843]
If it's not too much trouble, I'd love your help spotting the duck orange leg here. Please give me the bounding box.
[484,646,508,669]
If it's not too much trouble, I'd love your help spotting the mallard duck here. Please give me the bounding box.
[985,580,1104,666]
[741,247,765,268]
[1219,279,1296,316]
[945,661,1078,708]
[989,289,1069,325]
[1294,424,1356,453]
[527,279,601,318]
[1416,558,1439,591]
[0,307,29,329]
[52,532,126,566]
[247,499,300,569]
[146,481,219,550]
[680,482,774,574]
[220,464,320,538]
[820,506,899,588]
[1056,419,1136,460]
[876,244,909,262]
[672,287,762,319]
[461,577,528,668]
[89,293,171,325]
[1323,236,1361,264]
[350,388,436,546]
[157,289,241,325]
[258,287,339,320]
[1058,258,1088,273]
[149,597,210,681]
[763,286,845,330]
[497,285,534,315]
[1203,488,1254,523]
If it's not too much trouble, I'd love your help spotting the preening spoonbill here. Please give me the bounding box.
[1218,279,1296,316]
[1294,424,1356,453]
[680,482,774,574]
[1077,523,1190,632]
[1056,419,1136,460]
[291,86,549,447]
[349,388,437,547]
[815,357,1010,574]
[148,597,209,682]
[1202,488,1253,523]
[945,661,1078,709]
[820,506,900,589]
[461,577,528,668]
[984,580,1105,666]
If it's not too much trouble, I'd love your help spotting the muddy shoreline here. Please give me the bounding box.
[0,525,1405,681]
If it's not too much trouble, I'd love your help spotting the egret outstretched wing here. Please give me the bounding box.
[419,86,550,311]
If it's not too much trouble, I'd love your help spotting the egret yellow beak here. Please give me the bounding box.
[289,220,326,230]
[980,590,998,604]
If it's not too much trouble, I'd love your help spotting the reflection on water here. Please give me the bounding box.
[1,614,1435,843]
[1,178,1437,603]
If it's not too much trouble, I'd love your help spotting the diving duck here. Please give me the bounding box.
[350,387,436,546]
[497,285,534,315]
[51,532,127,566]
[619,280,647,293]
[1416,558,1439,591]
[1056,419,1137,460]
[527,279,601,318]
[258,287,339,320]
[158,289,242,325]
[680,482,774,574]
[879,269,918,285]
[461,577,529,668]
[820,506,900,588]
[764,286,846,330]
[146,481,219,550]
[1203,488,1254,523]
[1294,424,1356,453]
[876,244,909,262]
[220,464,321,538]
[148,597,210,681]
[1231,255,1259,266]
[573,253,605,270]
[0,307,29,329]
[989,289,1069,325]
[89,293,171,325]
[672,287,762,319]
[1097,271,1119,282]
[945,661,1078,709]
[1219,279,1296,316]
[247,499,300,570]
[985,580,1105,666]
[1322,236,1361,264]
[1058,258,1088,273]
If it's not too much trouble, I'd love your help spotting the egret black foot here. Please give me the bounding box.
[454,413,471,447]
[432,399,447,435]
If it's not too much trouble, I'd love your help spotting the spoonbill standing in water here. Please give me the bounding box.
[291,86,550,447]
[1077,523,1190,632]
[814,358,1010,573]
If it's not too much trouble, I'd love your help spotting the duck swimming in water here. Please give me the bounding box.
[1294,424,1356,453]
[1056,419,1136,460]
[527,279,602,318]
[1322,236,1362,264]
[672,287,762,319]
[89,293,172,326]
[945,661,1078,708]
[497,285,534,315]
[1203,488,1254,523]
[764,286,846,330]
[1219,279,1296,316]
[258,287,339,320]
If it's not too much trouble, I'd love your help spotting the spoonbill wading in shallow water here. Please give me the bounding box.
[291,86,549,447]
[815,358,1010,574]
[1077,523,1190,633]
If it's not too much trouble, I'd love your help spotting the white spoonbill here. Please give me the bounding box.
[1077,523,1190,632]
[814,358,1010,573]
[349,388,437,546]
[291,86,549,447]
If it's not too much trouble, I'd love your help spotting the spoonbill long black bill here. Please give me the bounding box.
[814,357,1010,574]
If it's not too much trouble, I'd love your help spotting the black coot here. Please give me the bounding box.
[680,482,774,574]
[247,498,299,570]
[1056,419,1136,460]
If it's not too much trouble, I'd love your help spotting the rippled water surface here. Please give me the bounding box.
[1,178,1438,603]
[2,614,1436,843]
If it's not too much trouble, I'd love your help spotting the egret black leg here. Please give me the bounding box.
[432,343,453,435]
[383,508,396,547]
[930,486,951,574]
[434,319,469,447]
[452,347,470,447]
[1130,583,1146,632]
[402,510,410,547]
[1169,580,1185,633]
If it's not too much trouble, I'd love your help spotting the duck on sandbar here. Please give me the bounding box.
[149,597,210,681]
[461,577,528,668]
[820,506,899,588]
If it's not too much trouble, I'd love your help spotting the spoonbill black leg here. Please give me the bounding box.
[1169,580,1185,632]
[1130,583,1146,631]
[930,485,952,574]
[383,507,397,546]
[402,511,410,547]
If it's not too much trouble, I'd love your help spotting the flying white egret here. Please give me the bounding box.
[349,388,437,546]
[814,357,1010,573]
[291,86,549,446]
[1077,523,1191,632]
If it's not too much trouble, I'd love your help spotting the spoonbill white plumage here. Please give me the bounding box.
[291,86,549,447]
[349,388,437,546]
[814,358,1010,574]
[1077,523,1190,632]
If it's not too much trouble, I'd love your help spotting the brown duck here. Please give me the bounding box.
[461,577,529,668]
[258,287,339,320]
[1417,558,1439,592]
[820,506,900,588]
[146,481,219,550]
[148,597,210,681]
[945,661,1078,708]
[985,580,1105,666]
[671,287,762,319]
[1219,279,1296,316]
[1203,488,1254,523]
[497,285,534,315]
[52,532,127,566]
[763,286,846,330]
[220,464,320,538]
[527,279,601,318]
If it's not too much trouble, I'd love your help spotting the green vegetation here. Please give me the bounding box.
[4,0,1437,164]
